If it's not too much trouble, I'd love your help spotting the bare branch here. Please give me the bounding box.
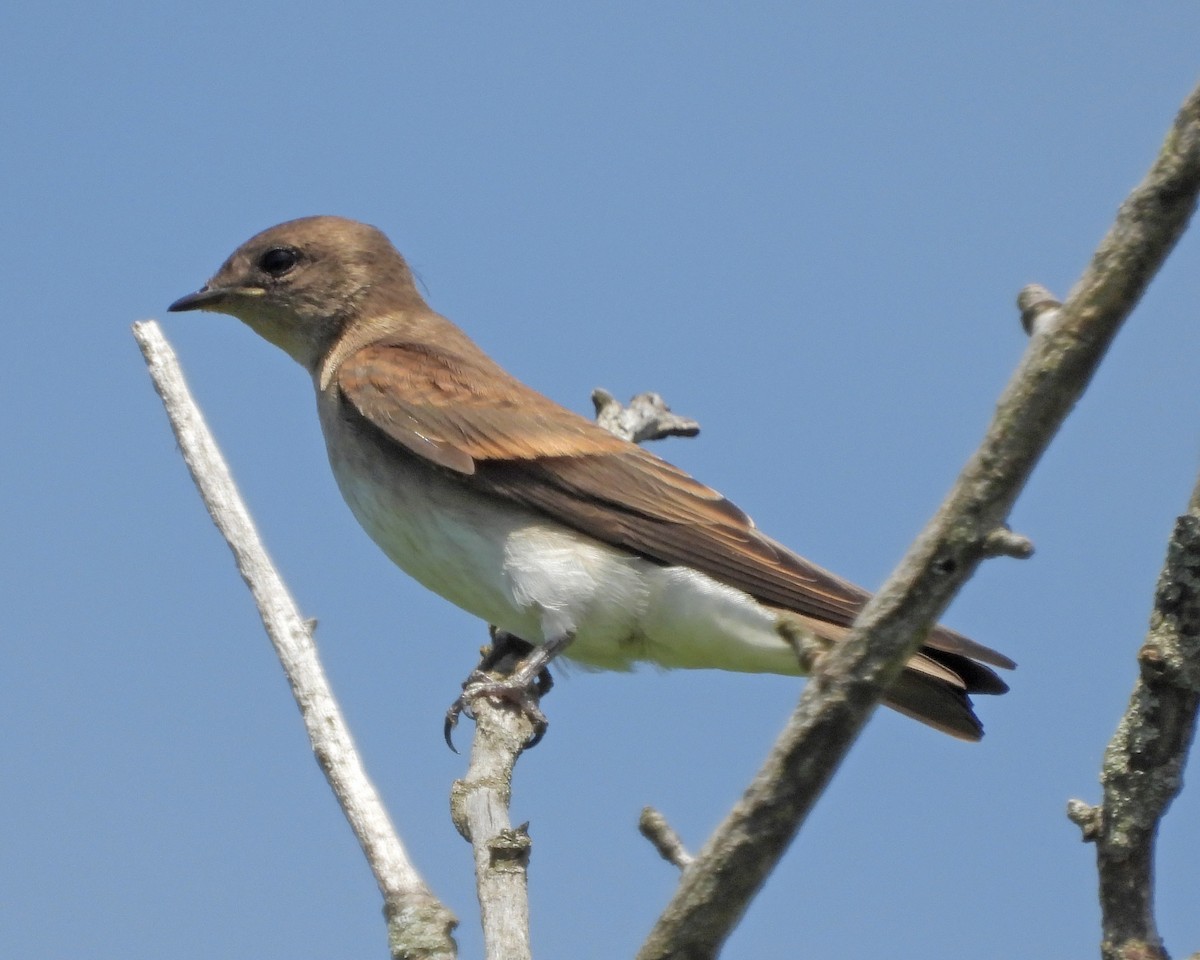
[592,389,701,444]
[1068,473,1200,960]
[639,808,694,871]
[638,81,1200,960]
[133,320,457,960]
[450,691,536,960]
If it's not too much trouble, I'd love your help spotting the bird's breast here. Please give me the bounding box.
[316,391,801,675]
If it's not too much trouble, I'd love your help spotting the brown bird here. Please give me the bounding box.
[169,216,1013,740]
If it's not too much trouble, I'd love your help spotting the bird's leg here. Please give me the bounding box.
[472,629,539,673]
[444,629,564,751]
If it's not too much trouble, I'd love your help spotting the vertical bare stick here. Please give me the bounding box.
[133,320,457,960]
[450,697,536,960]
[1068,477,1200,960]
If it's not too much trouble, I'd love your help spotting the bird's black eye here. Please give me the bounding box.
[258,247,299,277]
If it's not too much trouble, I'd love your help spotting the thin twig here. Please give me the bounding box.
[1067,475,1200,960]
[133,320,457,960]
[639,81,1200,960]
[592,389,701,443]
[639,808,694,871]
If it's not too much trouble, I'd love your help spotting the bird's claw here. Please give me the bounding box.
[444,669,551,752]
[444,632,556,752]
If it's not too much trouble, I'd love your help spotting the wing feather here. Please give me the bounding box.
[335,339,1014,675]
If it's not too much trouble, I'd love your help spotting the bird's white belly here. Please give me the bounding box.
[322,410,801,675]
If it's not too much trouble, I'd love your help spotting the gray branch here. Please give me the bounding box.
[449,691,536,960]
[133,321,458,960]
[638,81,1200,960]
[1067,474,1200,960]
[639,807,694,871]
[592,389,701,444]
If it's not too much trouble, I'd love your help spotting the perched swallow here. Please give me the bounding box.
[170,216,1012,740]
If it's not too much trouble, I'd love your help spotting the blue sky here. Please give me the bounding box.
[4,4,1200,958]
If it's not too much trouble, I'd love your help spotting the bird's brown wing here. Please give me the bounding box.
[332,338,630,472]
[336,339,1014,676]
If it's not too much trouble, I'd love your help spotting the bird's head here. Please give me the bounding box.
[169,216,421,371]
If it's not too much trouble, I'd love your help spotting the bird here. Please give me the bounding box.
[169,215,1013,742]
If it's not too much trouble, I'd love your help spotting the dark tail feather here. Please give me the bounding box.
[884,648,1011,741]
[884,672,984,741]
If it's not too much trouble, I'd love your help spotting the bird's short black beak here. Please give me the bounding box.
[168,287,229,312]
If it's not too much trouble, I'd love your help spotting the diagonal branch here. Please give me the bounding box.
[639,81,1200,960]
[133,320,458,960]
[1068,475,1200,960]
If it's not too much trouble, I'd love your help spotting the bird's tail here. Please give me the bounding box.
[886,644,1010,741]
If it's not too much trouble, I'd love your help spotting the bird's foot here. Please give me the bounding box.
[444,630,556,752]
[444,670,552,752]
